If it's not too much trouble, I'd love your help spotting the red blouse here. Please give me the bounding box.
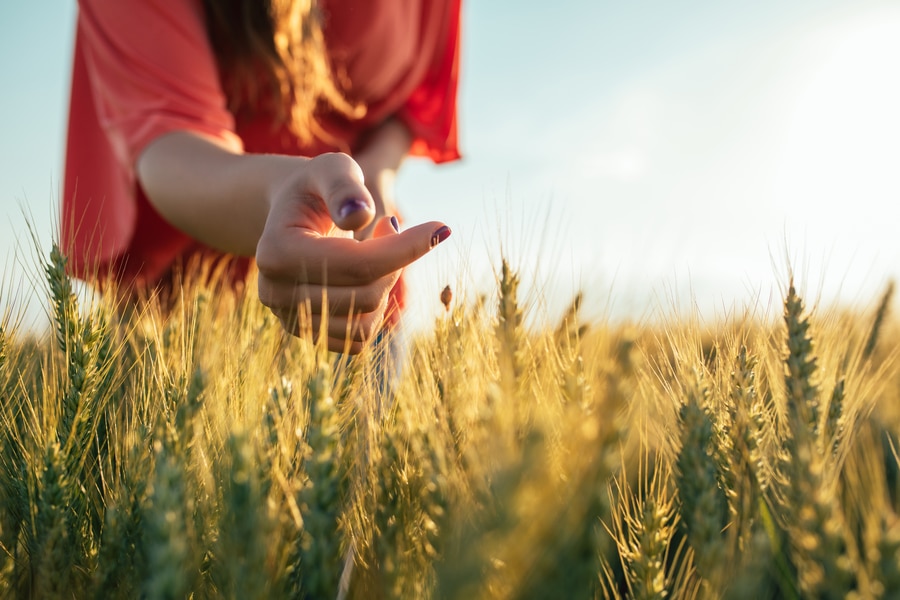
[62,0,461,287]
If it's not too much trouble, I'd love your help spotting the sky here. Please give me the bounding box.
[2,1,900,332]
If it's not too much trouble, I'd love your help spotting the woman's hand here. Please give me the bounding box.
[138,132,446,353]
[256,152,450,353]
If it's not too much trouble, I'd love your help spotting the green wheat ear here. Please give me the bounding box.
[212,431,272,599]
[44,244,118,468]
[496,257,525,386]
[675,370,729,587]
[779,282,855,599]
[289,361,347,599]
[824,375,845,454]
[369,393,449,598]
[783,281,821,438]
[863,280,894,361]
[726,345,765,507]
[142,438,193,600]
[607,454,679,600]
[92,442,148,600]
[32,441,85,598]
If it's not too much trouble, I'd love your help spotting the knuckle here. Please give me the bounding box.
[257,279,276,308]
[255,247,283,278]
[312,152,359,178]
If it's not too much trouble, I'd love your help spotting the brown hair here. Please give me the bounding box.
[202,0,363,144]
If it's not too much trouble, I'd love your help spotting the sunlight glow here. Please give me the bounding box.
[774,10,900,228]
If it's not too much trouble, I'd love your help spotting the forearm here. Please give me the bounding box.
[353,118,413,239]
[356,118,413,202]
[356,117,413,172]
[136,130,303,256]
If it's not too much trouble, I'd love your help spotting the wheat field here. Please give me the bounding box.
[1,243,899,599]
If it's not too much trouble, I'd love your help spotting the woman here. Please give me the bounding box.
[62,0,460,353]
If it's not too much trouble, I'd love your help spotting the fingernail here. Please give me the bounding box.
[430,226,451,248]
[390,215,400,232]
[338,198,370,220]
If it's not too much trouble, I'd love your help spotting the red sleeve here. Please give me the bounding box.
[63,0,242,273]
[397,0,462,164]
[76,0,242,166]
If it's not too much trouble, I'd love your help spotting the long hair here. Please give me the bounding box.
[202,0,363,144]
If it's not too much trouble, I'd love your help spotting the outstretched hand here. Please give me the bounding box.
[255,153,450,353]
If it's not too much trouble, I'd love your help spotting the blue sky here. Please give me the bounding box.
[2,1,900,330]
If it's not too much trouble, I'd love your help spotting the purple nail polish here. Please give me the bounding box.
[430,226,451,248]
[338,198,370,220]
[390,215,400,232]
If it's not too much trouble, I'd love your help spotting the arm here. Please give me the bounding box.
[137,131,304,256]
